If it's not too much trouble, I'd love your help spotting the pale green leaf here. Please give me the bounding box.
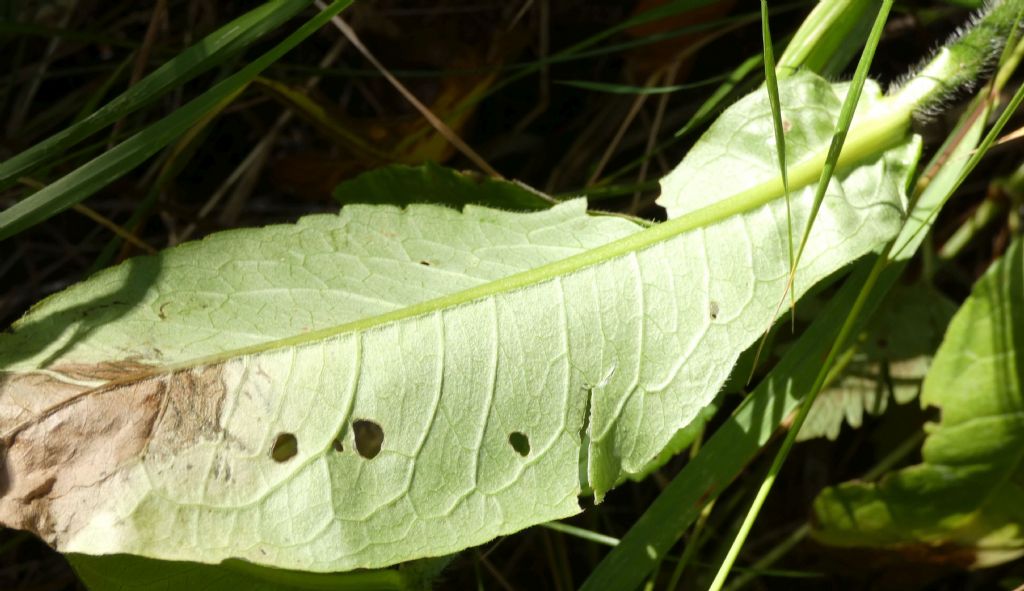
[579,58,990,590]
[812,238,1024,568]
[659,71,910,228]
[0,71,916,573]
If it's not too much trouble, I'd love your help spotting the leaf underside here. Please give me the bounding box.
[0,71,917,572]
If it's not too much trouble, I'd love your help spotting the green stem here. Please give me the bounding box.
[721,429,924,591]
[777,0,877,76]
[937,197,1005,260]
[541,521,620,548]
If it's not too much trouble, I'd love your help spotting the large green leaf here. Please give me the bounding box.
[812,238,1024,567]
[0,71,916,573]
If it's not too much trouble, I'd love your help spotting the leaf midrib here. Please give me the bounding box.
[163,104,911,373]
[2,98,914,443]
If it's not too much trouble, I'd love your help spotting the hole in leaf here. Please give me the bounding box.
[509,432,530,456]
[419,260,431,266]
[353,420,384,459]
[332,437,344,452]
[271,433,298,463]
[709,301,720,320]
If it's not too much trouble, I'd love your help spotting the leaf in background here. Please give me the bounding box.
[812,238,1024,568]
[798,283,957,441]
[0,71,915,573]
[332,162,555,210]
[69,553,446,591]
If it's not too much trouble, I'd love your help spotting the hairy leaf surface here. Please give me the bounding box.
[813,239,1024,567]
[0,71,917,572]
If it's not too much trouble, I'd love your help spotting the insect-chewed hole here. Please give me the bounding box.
[270,433,298,463]
[332,437,345,452]
[508,432,530,457]
[709,301,720,320]
[353,420,384,460]
[419,260,431,266]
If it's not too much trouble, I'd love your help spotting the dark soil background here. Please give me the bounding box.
[1,1,1022,589]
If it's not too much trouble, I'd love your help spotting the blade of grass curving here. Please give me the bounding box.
[556,73,731,95]
[713,26,1024,591]
[579,107,985,591]
[711,2,895,586]
[787,0,893,284]
[748,0,894,379]
[0,0,314,190]
[760,0,794,310]
[0,0,353,241]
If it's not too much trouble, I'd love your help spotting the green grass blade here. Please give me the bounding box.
[585,52,762,191]
[709,3,895,587]
[0,0,353,241]
[760,0,794,298]
[578,259,883,591]
[0,0,314,190]
[788,0,894,285]
[555,73,731,95]
[578,100,989,591]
